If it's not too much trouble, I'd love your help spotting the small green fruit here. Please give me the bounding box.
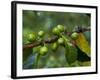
[52,27,60,35]
[58,38,64,44]
[52,42,58,51]
[39,46,48,55]
[71,32,79,40]
[27,33,36,42]
[38,30,45,37]
[67,42,73,47]
[57,25,64,32]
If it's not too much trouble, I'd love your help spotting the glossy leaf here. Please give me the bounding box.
[76,46,90,62]
[75,33,91,57]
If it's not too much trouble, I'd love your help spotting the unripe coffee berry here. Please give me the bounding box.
[58,38,64,44]
[67,42,73,47]
[39,46,48,56]
[71,32,79,40]
[27,33,36,42]
[52,27,60,35]
[52,42,58,51]
[38,30,45,37]
[57,25,64,32]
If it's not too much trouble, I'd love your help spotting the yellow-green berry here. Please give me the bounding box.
[39,46,48,56]
[58,38,64,44]
[38,30,45,37]
[71,32,79,40]
[52,42,58,51]
[57,25,64,32]
[27,33,36,42]
[52,27,60,35]
[67,42,73,47]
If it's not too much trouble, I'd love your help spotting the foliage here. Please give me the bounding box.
[75,33,91,57]
[23,10,91,69]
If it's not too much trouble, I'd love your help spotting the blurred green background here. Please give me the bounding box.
[23,10,91,69]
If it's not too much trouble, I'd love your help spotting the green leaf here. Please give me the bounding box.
[65,43,77,65]
[76,46,90,62]
[75,33,91,57]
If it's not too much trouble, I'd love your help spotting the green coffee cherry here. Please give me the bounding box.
[39,46,48,56]
[71,32,79,40]
[52,27,60,35]
[58,38,65,44]
[52,42,58,51]
[67,42,73,47]
[38,30,45,37]
[57,25,64,32]
[27,33,36,42]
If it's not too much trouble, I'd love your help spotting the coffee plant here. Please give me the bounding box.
[23,11,91,69]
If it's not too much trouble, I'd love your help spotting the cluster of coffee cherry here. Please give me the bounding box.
[26,25,79,56]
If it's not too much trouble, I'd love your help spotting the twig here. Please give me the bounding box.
[23,36,58,49]
[23,27,90,49]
